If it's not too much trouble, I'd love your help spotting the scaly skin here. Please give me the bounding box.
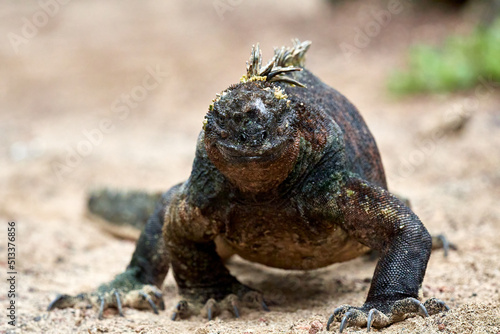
[49,40,448,331]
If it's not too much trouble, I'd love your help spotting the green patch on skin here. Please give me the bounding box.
[346,189,356,197]
[97,267,145,294]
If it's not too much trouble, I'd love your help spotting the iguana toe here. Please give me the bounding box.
[48,270,164,319]
[118,284,164,314]
[326,297,449,332]
[171,290,269,321]
[47,293,88,311]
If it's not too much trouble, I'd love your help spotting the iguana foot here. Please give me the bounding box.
[326,297,448,332]
[171,289,269,320]
[48,268,165,319]
[431,234,457,257]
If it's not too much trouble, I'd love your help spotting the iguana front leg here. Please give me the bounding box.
[327,177,448,332]
[164,196,267,320]
[48,186,178,318]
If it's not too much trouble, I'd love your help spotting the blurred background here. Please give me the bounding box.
[1,1,499,333]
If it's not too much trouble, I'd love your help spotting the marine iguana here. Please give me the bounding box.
[49,39,448,332]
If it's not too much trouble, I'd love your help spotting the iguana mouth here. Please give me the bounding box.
[216,139,289,164]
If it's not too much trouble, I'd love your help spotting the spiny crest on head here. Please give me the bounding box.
[206,39,310,119]
[241,39,311,88]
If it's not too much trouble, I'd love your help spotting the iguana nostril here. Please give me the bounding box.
[246,108,259,118]
[233,113,243,123]
[261,131,267,141]
[239,133,247,142]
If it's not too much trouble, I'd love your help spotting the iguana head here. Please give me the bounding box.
[203,40,311,193]
[204,81,300,193]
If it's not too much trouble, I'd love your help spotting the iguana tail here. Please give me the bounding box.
[87,188,162,240]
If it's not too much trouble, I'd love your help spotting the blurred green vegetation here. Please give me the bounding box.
[387,19,500,95]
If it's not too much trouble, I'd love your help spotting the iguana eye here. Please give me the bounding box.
[214,114,227,128]
[221,130,228,139]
